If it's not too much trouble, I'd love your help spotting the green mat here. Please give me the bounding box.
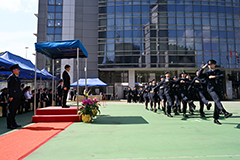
[23,102,240,160]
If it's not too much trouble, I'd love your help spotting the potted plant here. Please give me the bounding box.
[78,98,101,123]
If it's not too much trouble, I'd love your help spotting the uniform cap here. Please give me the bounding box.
[10,64,20,71]
[160,75,165,78]
[59,79,63,83]
[165,71,170,74]
[207,59,217,65]
[181,71,187,74]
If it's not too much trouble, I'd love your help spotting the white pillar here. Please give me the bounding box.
[128,70,135,89]
[225,70,233,99]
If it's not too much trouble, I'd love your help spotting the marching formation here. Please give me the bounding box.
[126,60,233,125]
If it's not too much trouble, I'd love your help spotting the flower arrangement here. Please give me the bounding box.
[78,98,101,122]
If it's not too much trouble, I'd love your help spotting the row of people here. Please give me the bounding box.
[126,60,233,125]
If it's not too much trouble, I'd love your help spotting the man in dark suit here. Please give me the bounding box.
[62,65,71,108]
[57,79,63,106]
[7,64,22,129]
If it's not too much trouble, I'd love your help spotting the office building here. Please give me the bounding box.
[36,0,240,99]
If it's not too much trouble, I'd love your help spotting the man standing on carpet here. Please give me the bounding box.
[7,64,22,129]
[62,65,71,108]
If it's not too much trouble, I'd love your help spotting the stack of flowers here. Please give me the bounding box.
[78,98,101,123]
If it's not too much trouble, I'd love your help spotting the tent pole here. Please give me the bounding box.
[85,57,87,91]
[77,48,79,111]
[34,51,37,116]
[52,59,54,106]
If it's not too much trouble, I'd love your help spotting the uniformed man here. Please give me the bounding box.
[142,83,150,110]
[149,79,158,112]
[199,60,232,125]
[188,70,212,117]
[158,75,166,114]
[7,64,22,129]
[138,87,144,103]
[153,71,176,117]
[132,87,138,103]
[173,76,182,113]
[126,87,132,103]
[57,79,63,106]
[175,71,195,118]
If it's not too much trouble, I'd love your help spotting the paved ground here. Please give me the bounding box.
[1,102,239,160]
[23,101,240,160]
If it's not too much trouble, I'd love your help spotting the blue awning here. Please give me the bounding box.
[35,40,88,59]
[41,69,60,80]
[70,78,108,87]
[0,51,52,80]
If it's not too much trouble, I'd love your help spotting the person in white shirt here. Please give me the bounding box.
[24,86,32,112]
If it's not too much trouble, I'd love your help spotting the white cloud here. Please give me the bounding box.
[0,0,37,13]
[0,31,37,64]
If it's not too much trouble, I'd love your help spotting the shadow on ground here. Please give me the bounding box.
[93,115,149,125]
[22,126,64,131]
[0,111,33,136]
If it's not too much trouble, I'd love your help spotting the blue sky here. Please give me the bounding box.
[0,0,38,64]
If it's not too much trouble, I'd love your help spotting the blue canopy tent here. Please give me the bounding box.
[70,78,108,87]
[0,51,52,80]
[35,40,88,114]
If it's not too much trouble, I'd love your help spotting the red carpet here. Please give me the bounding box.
[0,122,72,160]
[32,107,80,122]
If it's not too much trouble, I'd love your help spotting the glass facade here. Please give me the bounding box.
[47,0,63,41]
[46,0,63,78]
[98,0,240,69]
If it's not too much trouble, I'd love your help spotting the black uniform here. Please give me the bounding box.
[154,78,175,115]
[126,89,132,103]
[198,68,227,120]
[7,74,22,128]
[149,84,158,103]
[132,89,138,103]
[138,89,144,103]
[175,77,193,115]
[188,76,210,115]
[62,70,70,107]
[172,80,181,112]
[57,84,63,106]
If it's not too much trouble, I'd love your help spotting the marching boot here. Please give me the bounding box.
[206,103,212,110]
[214,119,222,125]
[200,112,205,117]
[224,112,233,118]
[183,113,188,118]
